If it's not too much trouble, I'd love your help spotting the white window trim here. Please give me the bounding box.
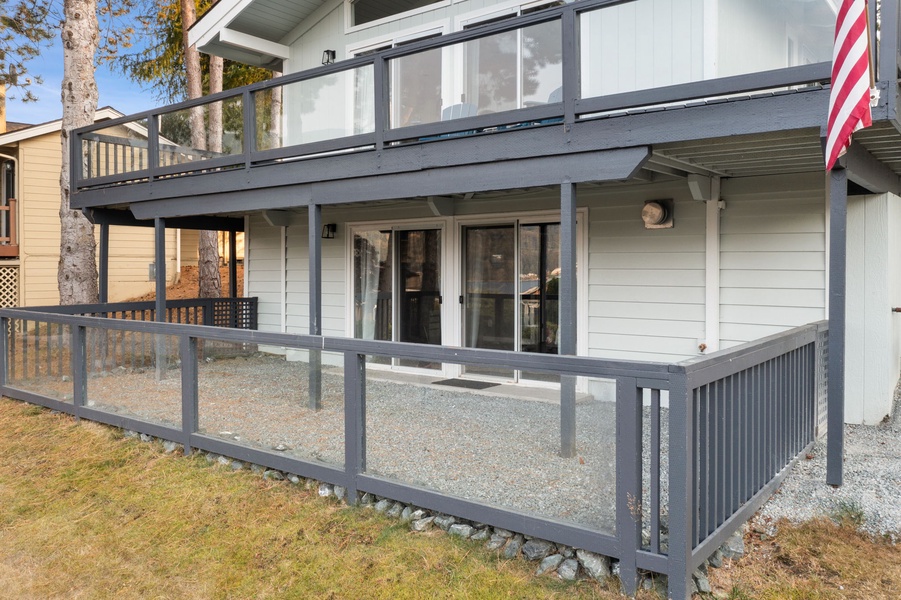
[454,0,560,30]
[345,0,452,34]
[346,21,450,57]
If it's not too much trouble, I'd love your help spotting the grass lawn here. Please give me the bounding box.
[1,396,898,599]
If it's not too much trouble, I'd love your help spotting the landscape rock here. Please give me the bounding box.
[359,493,375,506]
[470,528,490,542]
[374,499,393,513]
[557,558,579,581]
[521,539,555,561]
[139,433,153,443]
[493,528,514,538]
[263,470,284,481]
[287,474,301,485]
[693,569,712,594]
[411,517,434,532]
[721,531,745,559]
[485,534,507,551]
[162,441,179,453]
[708,548,724,568]
[448,524,473,539]
[216,456,231,467]
[318,483,334,497]
[576,549,611,582]
[409,509,426,521]
[230,461,245,471]
[433,515,456,531]
[250,464,265,474]
[536,554,564,576]
[386,503,404,518]
[333,486,346,501]
[503,534,524,559]
[557,545,575,559]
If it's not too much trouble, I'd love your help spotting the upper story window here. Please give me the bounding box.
[351,0,445,27]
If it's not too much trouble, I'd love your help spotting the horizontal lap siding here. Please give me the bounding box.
[247,214,284,333]
[587,183,705,362]
[719,173,826,349]
[285,219,346,338]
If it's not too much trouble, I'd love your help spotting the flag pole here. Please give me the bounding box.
[866,0,875,88]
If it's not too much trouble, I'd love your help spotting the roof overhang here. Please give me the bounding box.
[188,0,333,69]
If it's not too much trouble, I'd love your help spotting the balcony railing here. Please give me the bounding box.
[71,0,868,195]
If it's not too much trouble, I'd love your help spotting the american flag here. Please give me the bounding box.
[825,0,873,170]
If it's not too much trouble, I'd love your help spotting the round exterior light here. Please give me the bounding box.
[642,201,667,226]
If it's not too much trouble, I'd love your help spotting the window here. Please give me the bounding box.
[350,0,444,28]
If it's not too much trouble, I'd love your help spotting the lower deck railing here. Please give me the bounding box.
[0,306,826,600]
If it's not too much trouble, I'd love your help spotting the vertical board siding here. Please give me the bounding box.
[586,183,706,363]
[845,194,900,424]
[719,173,826,350]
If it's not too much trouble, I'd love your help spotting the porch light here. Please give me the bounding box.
[641,199,674,229]
[321,49,336,65]
[321,223,337,239]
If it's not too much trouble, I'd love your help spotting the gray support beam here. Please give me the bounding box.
[98,223,110,304]
[843,142,901,195]
[827,168,847,486]
[560,182,577,458]
[229,231,238,298]
[308,204,322,410]
[154,217,167,380]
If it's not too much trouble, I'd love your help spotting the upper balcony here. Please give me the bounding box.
[70,0,901,210]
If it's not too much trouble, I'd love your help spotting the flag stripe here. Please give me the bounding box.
[826,0,872,170]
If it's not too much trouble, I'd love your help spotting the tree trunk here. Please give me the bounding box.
[198,54,222,298]
[58,0,100,305]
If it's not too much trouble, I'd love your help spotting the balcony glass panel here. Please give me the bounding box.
[5,319,72,402]
[388,20,562,128]
[580,0,835,99]
[157,96,244,167]
[257,66,375,151]
[80,119,149,179]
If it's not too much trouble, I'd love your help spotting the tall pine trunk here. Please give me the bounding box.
[59,0,99,305]
[198,55,222,298]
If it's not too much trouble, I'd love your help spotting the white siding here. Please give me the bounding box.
[718,173,826,348]
[586,182,706,363]
[285,217,347,338]
[246,214,284,334]
[845,193,901,424]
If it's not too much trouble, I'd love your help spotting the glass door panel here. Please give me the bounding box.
[397,229,442,368]
[463,225,515,379]
[520,223,561,383]
[353,230,393,365]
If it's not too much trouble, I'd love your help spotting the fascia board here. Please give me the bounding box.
[219,28,290,60]
[0,107,125,145]
[189,0,256,49]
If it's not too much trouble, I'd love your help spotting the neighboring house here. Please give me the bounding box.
[0,108,189,306]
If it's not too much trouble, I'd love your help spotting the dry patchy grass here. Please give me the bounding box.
[709,517,901,599]
[0,397,646,600]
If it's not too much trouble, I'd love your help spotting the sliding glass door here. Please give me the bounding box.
[462,221,562,383]
[353,227,442,369]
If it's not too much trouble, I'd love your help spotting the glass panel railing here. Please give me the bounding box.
[80,119,150,179]
[256,65,375,151]
[388,19,562,129]
[5,319,73,402]
[580,0,835,99]
[157,96,244,168]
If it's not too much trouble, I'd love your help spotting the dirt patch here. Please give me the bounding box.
[127,265,244,301]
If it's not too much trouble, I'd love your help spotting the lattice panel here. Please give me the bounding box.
[0,266,18,308]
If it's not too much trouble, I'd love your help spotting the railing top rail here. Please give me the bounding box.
[0,306,670,380]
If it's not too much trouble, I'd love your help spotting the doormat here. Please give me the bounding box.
[432,379,499,390]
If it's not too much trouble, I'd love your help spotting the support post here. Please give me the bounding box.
[229,230,238,298]
[98,223,109,303]
[827,168,847,486]
[154,217,167,381]
[308,204,323,410]
[344,352,366,504]
[560,182,577,457]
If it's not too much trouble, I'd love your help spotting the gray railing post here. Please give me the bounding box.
[344,351,366,505]
[72,325,87,415]
[308,204,323,410]
[181,335,198,455]
[667,366,694,600]
[243,89,254,169]
[0,316,8,387]
[561,3,578,125]
[615,376,642,596]
[373,56,388,152]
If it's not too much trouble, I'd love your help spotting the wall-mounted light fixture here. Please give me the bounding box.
[321,223,337,239]
[322,49,336,65]
[641,199,674,229]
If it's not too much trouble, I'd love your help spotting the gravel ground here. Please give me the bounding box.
[754,380,901,540]
[73,352,620,533]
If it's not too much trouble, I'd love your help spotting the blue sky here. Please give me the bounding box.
[7,35,158,126]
